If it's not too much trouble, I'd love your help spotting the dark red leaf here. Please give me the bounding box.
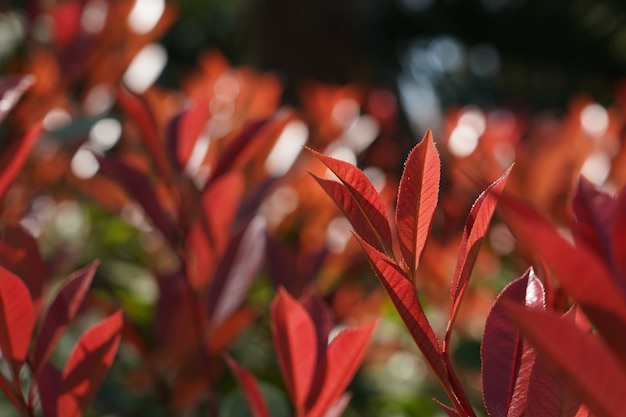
[481,268,544,417]
[355,235,448,386]
[302,292,333,409]
[395,129,440,273]
[0,123,42,202]
[506,305,626,417]
[186,172,244,289]
[32,262,98,380]
[610,186,626,282]
[0,224,46,316]
[500,194,626,361]
[38,363,62,417]
[224,355,272,417]
[207,216,265,328]
[525,356,581,417]
[166,98,210,173]
[58,310,123,417]
[0,266,34,370]
[207,118,270,183]
[0,76,34,124]
[446,166,512,347]
[309,148,393,255]
[306,320,376,417]
[115,88,173,181]
[271,288,317,416]
[98,157,178,247]
[569,177,616,267]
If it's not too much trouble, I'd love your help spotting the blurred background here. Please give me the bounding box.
[0,0,625,416]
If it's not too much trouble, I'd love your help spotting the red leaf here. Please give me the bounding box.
[58,310,123,417]
[505,305,626,417]
[166,98,210,173]
[306,320,376,417]
[309,148,393,255]
[481,268,544,417]
[446,166,512,347]
[500,195,626,361]
[271,288,317,416]
[32,262,98,380]
[0,266,34,370]
[525,356,581,417]
[115,88,173,181]
[186,172,244,289]
[569,177,616,266]
[610,186,626,282]
[224,355,272,417]
[0,75,34,124]
[207,216,265,328]
[355,235,448,385]
[0,372,21,411]
[0,123,42,202]
[207,118,270,183]
[395,129,440,273]
[0,224,46,316]
[98,157,178,247]
[38,363,62,417]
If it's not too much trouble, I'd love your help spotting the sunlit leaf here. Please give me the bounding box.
[58,310,123,417]
[355,235,448,385]
[0,266,34,371]
[309,148,393,255]
[32,261,98,380]
[481,268,544,417]
[306,320,376,417]
[446,165,511,346]
[395,129,440,273]
[271,288,317,416]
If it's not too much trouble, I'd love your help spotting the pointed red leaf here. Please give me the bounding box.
[0,123,42,202]
[98,157,178,247]
[307,320,376,417]
[32,262,98,380]
[207,118,270,183]
[446,166,512,347]
[481,268,544,417]
[505,305,626,417]
[270,288,317,416]
[186,172,244,289]
[224,355,272,417]
[166,98,210,173]
[207,216,265,327]
[320,393,352,417]
[355,235,448,385]
[0,266,34,369]
[309,148,393,255]
[0,225,46,316]
[58,310,123,417]
[501,194,626,361]
[116,88,173,181]
[569,177,616,266]
[395,129,440,273]
[0,76,34,124]
[38,363,62,417]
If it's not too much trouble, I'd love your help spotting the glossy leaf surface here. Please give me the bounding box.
[506,305,626,417]
[395,129,440,273]
[309,148,393,255]
[0,266,34,367]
